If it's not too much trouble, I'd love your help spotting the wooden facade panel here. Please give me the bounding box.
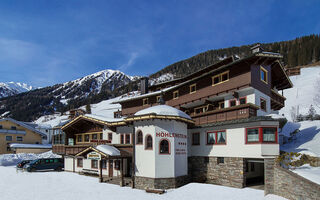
[250,64,271,96]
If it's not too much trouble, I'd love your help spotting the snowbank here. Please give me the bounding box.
[0,151,61,166]
[281,120,320,157]
[135,105,192,120]
[96,145,120,156]
[0,166,287,200]
[290,164,320,185]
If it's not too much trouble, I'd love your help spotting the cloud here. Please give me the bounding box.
[118,52,139,72]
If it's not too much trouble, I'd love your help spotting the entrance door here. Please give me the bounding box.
[108,160,113,177]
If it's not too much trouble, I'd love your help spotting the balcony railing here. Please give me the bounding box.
[271,89,286,110]
[190,103,258,126]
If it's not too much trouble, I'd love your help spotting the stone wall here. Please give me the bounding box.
[188,156,245,188]
[265,162,320,200]
[134,175,190,190]
[264,158,275,195]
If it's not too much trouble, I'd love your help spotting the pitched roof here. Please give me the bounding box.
[0,118,47,139]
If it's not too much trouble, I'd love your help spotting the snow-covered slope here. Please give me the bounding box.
[279,66,320,120]
[0,82,35,98]
[281,120,320,157]
[149,73,175,85]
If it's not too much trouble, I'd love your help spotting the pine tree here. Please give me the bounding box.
[86,103,91,114]
[307,105,316,121]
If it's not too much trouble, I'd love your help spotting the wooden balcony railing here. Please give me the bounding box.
[271,89,286,110]
[190,103,258,126]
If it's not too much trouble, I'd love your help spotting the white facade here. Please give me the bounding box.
[134,119,188,178]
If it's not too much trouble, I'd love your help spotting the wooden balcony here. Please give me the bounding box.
[190,103,258,126]
[52,144,90,155]
[271,89,286,110]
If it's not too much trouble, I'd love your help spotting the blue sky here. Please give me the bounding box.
[0,0,319,87]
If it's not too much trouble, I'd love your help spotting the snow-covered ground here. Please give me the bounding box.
[280,66,320,120]
[290,164,320,185]
[0,166,286,200]
[281,120,320,157]
[0,151,61,166]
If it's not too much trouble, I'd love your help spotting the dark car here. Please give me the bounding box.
[16,160,32,169]
[25,158,64,172]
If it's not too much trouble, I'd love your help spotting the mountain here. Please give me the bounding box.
[0,82,35,98]
[1,33,320,121]
[0,69,140,121]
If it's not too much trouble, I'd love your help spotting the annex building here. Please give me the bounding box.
[52,45,293,191]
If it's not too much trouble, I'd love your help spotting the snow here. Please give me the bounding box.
[96,145,120,156]
[34,113,69,128]
[9,143,52,149]
[149,73,175,85]
[0,151,61,166]
[290,164,320,185]
[280,121,300,137]
[280,120,320,157]
[280,66,320,120]
[0,166,287,200]
[85,114,124,122]
[0,82,34,98]
[135,105,192,120]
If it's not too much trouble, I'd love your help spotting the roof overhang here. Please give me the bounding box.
[125,114,194,125]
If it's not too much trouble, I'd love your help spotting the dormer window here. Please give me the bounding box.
[143,98,149,106]
[260,66,268,84]
[173,90,179,99]
[190,84,196,94]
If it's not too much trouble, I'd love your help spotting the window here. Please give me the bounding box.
[192,133,200,145]
[120,134,124,144]
[101,160,107,169]
[136,131,143,144]
[100,133,103,140]
[246,128,259,143]
[91,160,98,169]
[229,99,236,107]
[108,133,112,141]
[207,132,215,145]
[6,136,12,141]
[156,96,161,103]
[218,101,225,109]
[190,84,196,93]
[143,98,149,106]
[216,131,226,144]
[0,125,2,129]
[212,71,229,86]
[159,139,170,154]
[92,134,98,140]
[173,90,179,99]
[204,157,209,163]
[115,160,120,170]
[11,126,16,130]
[239,97,246,105]
[145,135,153,150]
[77,158,83,167]
[260,98,267,112]
[77,135,82,142]
[260,66,268,83]
[16,136,23,141]
[195,106,208,114]
[217,157,224,164]
[84,134,90,142]
[125,134,130,144]
[263,127,277,142]
[207,131,226,145]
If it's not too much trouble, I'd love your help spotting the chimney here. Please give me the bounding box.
[251,43,264,54]
[140,77,149,95]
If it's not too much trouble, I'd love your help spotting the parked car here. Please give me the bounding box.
[16,160,32,169]
[25,158,64,172]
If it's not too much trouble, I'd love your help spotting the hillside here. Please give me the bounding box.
[0,70,139,121]
[0,82,35,98]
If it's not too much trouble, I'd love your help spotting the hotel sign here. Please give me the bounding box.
[87,151,101,160]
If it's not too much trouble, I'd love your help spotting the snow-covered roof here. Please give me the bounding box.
[135,105,192,120]
[9,143,52,149]
[96,145,120,156]
[84,114,124,122]
[0,118,47,139]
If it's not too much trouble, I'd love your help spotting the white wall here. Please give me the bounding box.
[188,121,279,159]
[64,157,74,172]
[134,119,188,179]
